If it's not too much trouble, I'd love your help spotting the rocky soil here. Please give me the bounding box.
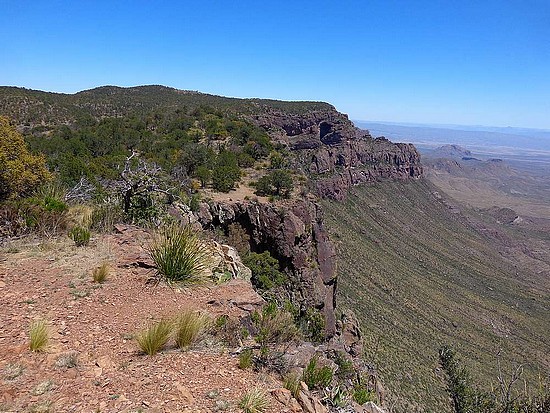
[0,226,288,413]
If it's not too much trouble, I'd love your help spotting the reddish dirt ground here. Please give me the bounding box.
[0,227,284,413]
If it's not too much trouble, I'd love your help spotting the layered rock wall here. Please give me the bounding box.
[197,199,338,336]
[248,109,423,201]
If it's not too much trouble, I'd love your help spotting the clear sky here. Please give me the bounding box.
[1,0,549,129]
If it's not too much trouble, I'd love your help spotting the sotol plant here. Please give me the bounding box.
[149,224,211,284]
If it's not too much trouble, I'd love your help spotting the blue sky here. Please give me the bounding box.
[1,0,549,129]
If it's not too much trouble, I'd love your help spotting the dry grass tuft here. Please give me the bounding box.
[239,388,270,413]
[3,363,24,380]
[92,262,109,283]
[135,319,173,355]
[174,310,210,349]
[29,319,49,352]
[55,351,78,369]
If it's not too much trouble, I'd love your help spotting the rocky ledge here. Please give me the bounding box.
[249,107,423,200]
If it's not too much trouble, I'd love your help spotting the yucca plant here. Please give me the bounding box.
[174,310,210,349]
[92,262,109,283]
[239,388,270,413]
[29,319,49,352]
[135,319,173,355]
[149,224,211,284]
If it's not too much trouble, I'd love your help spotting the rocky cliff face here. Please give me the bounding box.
[249,108,423,200]
[196,198,338,336]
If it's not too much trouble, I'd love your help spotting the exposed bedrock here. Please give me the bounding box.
[197,198,338,336]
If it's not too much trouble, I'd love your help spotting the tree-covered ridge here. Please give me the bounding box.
[0,85,335,128]
[23,105,274,189]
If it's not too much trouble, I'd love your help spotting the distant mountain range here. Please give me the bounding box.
[354,120,550,155]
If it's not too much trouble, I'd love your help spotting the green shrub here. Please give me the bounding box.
[333,351,355,381]
[238,348,254,369]
[242,251,287,292]
[300,308,326,344]
[439,346,495,413]
[29,320,49,352]
[353,383,375,405]
[149,224,211,284]
[239,388,269,413]
[135,319,173,355]
[69,225,91,246]
[174,311,210,349]
[211,151,241,192]
[302,354,333,390]
[188,194,201,212]
[254,169,293,198]
[0,116,52,201]
[253,302,299,349]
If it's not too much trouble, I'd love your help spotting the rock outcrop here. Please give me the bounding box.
[197,198,338,336]
[248,108,423,201]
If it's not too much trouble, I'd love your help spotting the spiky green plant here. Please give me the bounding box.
[239,388,269,413]
[29,319,49,352]
[174,310,210,349]
[135,319,173,355]
[149,224,211,284]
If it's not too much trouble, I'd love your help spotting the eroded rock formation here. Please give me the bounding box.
[197,198,338,336]
[248,107,423,201]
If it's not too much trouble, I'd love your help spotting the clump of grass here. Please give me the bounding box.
[283,373,301,399]
[149,224,211,284]
[69,225,90,246]
[92,262,109,283]
[253,302,299,348]
[29,319,49,352]
[239,388,269,413]
[135,319,173,355]
[238,348,254,369]
[55,351,78,369]
[174,310,210,349]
